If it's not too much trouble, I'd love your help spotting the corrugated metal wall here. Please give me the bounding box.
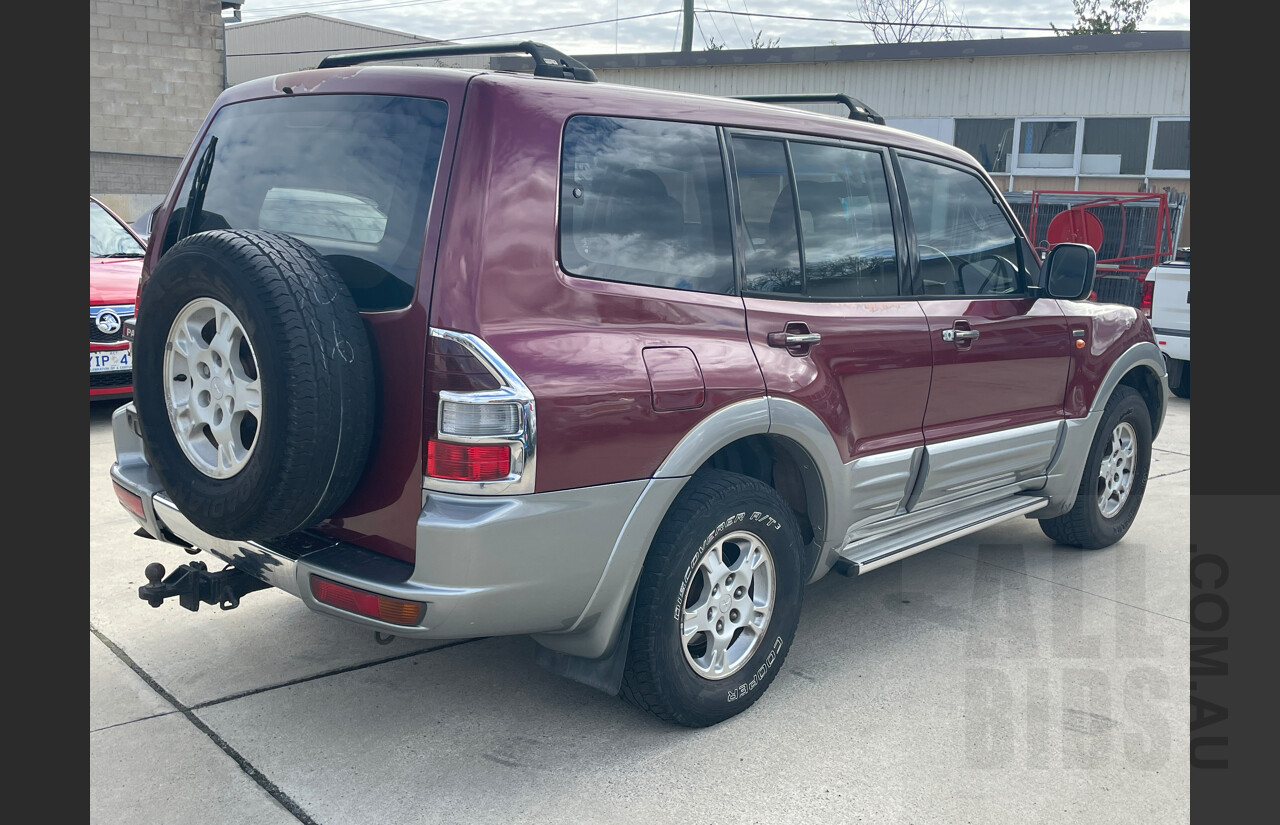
[592,51,1190,119]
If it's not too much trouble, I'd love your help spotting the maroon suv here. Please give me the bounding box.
[110,42,1167,727]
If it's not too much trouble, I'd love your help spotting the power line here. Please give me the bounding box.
[724,0,751,49]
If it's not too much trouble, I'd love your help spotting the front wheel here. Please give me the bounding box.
[620,469,805,727]
[1039,385,1152,549]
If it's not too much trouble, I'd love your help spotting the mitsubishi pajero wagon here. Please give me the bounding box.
[110,42,1168,727]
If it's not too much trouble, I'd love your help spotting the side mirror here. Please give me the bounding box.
[1042,243,1097,301]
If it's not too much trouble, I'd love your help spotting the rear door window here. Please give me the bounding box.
[731,135,901,299]
[165,95,448,311]
[559,116,734,294]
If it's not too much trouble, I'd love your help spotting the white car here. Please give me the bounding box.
[1146,260,1190,397]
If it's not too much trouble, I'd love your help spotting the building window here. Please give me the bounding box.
[1082,118,1151,175]
[1150,119,1190,174]
[1015,120,1079,170]
[954,119,1014,173]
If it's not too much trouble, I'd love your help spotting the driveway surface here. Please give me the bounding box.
[91,395,1190,824]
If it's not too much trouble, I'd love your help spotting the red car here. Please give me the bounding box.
[90,196,144,399]
[110,43,1168,727]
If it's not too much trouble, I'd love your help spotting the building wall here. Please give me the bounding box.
[593,51,1190,119]
[590,47,1190,245]
[90,0,229,218]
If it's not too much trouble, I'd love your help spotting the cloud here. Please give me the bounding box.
[238,0,1189,55]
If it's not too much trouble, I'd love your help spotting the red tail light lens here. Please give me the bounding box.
[310,576,425,626]
[113,481,145,520]
[426,440,511,482]
[1140,278,1155,317]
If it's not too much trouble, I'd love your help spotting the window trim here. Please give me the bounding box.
[1147,116,1191,178]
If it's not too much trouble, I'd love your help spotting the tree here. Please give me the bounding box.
[705,30,781,50]
[1052,0,1152,35]
[853,0,973,44]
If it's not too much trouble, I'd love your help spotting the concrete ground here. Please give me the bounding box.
[90,395,1190,825]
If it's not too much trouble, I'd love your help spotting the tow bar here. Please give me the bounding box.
[138,561,272,612]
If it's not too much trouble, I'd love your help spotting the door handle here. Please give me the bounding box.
[767,323,821,356]
[768,332,822,347]
[942,328,979,342]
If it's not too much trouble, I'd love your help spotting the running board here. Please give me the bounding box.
[837,496,1049,575]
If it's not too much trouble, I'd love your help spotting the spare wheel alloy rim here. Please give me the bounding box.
[163,297,263,479]
[681,530,776,680]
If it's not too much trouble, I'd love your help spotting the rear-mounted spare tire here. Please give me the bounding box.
[133,229,376,541]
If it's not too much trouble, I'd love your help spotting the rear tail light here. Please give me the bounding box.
[426,440,511,481]
[1140,278,1155,318]
[423,329,535,494]
[310,576,425,626]
[439,400,521,437]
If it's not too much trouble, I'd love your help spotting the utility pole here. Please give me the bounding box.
[681,0,693,52]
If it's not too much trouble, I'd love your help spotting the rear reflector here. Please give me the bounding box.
[426,440,511,481]
[309,576,426,626]
[113,482,145,520]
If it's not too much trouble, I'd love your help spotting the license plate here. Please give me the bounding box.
[91,349,130,373]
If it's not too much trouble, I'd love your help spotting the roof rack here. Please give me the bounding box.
[734,93,885,125]
[317,40,598,82]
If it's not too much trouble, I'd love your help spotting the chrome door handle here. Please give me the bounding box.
[768,331,822,347]
[942,329,979,342]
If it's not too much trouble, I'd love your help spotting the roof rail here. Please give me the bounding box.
[317,40,597,81]
[734,93,885,125]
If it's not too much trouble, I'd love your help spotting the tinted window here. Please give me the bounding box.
[1082,118,1150,175]
[731,137,801,295]
[1153,120,1190,170]
[899,157,1028,296]
[790,142,899,299]
[954,118,1014,173]
[165,95,448,311]
[559,116,734,294]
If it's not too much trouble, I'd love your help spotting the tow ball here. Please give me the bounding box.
[138,561,271,612]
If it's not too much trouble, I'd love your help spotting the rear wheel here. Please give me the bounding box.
[620,469,804,727]
[1039,385,1152,549]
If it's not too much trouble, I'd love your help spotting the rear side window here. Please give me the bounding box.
[559,116,734,295]
[732,136,900,300]
[164,95,448,311]
[898,157,1030,296]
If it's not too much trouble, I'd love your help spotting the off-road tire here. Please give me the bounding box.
[133,229,375,540]
[1039,385,1152,549]
[620,469,805,727]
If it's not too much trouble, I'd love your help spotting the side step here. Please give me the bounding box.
[835,496,1048,576]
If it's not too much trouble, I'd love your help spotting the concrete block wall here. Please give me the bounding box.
[91,0,227,200]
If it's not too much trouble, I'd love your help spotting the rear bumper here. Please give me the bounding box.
[110,403,646,640]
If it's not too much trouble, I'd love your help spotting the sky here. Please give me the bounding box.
[232,1,1190,56]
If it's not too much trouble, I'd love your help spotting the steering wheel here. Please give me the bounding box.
[974,255,1019,295]
[962,255,1018,298]
[917,244,958,293]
